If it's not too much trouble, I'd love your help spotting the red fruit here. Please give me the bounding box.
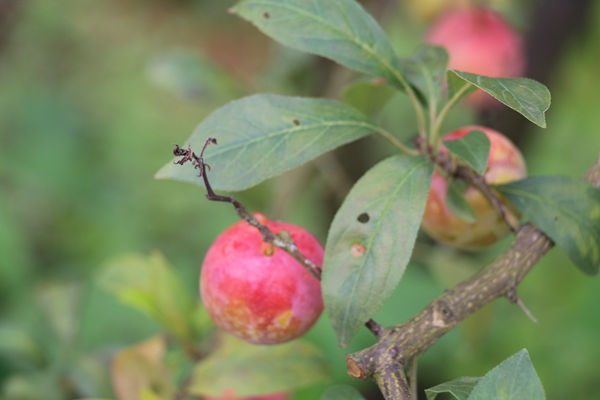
[205,389,289,400]
[422,126,526,249]
[425,7,525,107]
[200,213,324,344]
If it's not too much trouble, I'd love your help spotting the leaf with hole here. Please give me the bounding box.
[450,71,551,128]
[189,335,329,397]
[401,45,448,107]
[232,0,405,87]
[443,129,490,175]
[446,179,477,223]
[497,176,600,275]
[468,349,544,400]
[155,94,378,191]
[322,155,433,347]
[425,376,480,400]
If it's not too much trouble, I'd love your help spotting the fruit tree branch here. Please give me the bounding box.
[346,153,600,400]
[172,139,384,337]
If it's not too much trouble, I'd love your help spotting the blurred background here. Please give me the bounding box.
[1,0,599,399]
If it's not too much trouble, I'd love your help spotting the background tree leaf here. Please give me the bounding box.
[232,0,405,87]
[443,129,490,175]
[189,335,329,397]
[111,336,173,400]
[98,252,204,343]
[446,179,477,223]
[342,79,396,119]
[155,94,378,191]
[468,349,545,400]
[497,176,600,275]
[322,155,433,347]
[401,45,448,108]
[450,71,551,128]
[425,376,480,400]
[147,50,241,102]
[322,384,366,400]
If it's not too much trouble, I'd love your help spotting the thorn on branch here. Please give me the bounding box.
[507,288,538,323]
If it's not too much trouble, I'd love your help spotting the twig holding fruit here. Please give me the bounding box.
[173,139,385,340]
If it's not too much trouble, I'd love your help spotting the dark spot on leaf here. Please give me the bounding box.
[263,11,270,19]
[357,212,370,223]
[292,118,300,126]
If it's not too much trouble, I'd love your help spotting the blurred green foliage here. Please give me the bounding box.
[1,0,599,399]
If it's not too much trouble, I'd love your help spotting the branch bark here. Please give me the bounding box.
[347,153,600,400]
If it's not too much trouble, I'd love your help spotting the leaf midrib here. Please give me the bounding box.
[205,120,377,159]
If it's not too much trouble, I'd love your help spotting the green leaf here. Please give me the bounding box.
[36,282,82,344]
[497,176,600,275]
[322,155,433,347]
[446,179,477,223]
[189,335,329,397]
[450,71,551,128]
[232,0,404,87]
[155,94,378,191]
[425,376,480,400]
[401,45,448,107]
[322,384,366,400]
[98,252,201,342]
[468,349,545,400]
[447,71,476,102]
[443,129,490,175]
[342,80,396,119]
[147,50,240,101]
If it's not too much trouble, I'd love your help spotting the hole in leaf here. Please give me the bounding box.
[357,212,370,223]
[292,118,300,126]
[263,11,270,19]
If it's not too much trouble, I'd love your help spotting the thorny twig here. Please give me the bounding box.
[172,139,383,337]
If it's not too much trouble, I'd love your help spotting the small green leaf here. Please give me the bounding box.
[36,282,82,344]
[450,71,551,128]
[98,252,200,342]
[155,94,378,191]
[147,50,240,101]
[342,80,396,119]
[497,176,600,275]
[322,384,366,400]
[447,71,476,102]
[443,129,490,175]
[446,179,477,223]
[425,376,480,400]
[468,349,544,400]
[322,155,433,347]
[232,0,404,87]
[189,335,329,397]
[401,45,448,107]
